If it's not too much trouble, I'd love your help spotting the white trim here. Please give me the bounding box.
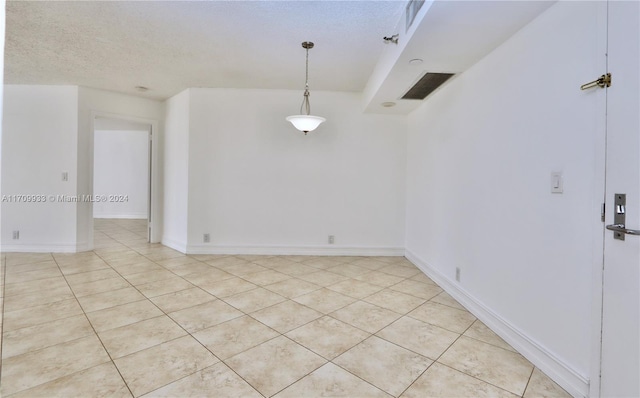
[161,237,188,253]
[1,243,80,253]
[76,240,92,252]
[588,2,609,396]
[405,249,589,398]
[186,244,405,256]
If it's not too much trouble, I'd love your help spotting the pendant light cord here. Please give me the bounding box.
[300,46,311,115]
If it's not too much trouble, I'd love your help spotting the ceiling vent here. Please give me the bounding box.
[406,0,425,31]
[401,72,455,100]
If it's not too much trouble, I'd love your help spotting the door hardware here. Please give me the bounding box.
[606,194,640,240]
[606,224,640,237]
[581,73,612,90]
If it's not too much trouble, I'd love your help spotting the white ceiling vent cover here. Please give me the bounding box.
[406,0,425,31]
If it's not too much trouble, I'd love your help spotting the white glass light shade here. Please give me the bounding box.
[286,115,326,133]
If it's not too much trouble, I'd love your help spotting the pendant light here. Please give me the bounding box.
[286,41,326,135]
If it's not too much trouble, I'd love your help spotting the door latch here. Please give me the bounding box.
[581,73,612,90]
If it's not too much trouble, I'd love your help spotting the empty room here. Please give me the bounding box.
[0,1,638,397]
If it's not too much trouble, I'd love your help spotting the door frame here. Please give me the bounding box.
[587,1,635,396]
[585,1,608,396]
[89,110,160,244]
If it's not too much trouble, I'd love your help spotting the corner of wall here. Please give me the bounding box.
[405,250,589,397]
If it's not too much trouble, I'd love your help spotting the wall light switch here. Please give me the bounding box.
[551,172,563,193]
[62,172,69,182]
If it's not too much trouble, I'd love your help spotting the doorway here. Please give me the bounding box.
[92,115,154,245]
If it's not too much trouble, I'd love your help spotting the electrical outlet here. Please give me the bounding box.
[455,267,461,282]
[328,235,335,244]
[203,233,210,243]
[12,230,19,240]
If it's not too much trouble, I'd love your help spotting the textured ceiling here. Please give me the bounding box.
[5,1,406,100]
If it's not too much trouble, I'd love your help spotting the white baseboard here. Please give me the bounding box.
[161,237,188,253]
[186,244,405,256]
[405,249,589,398]
[0,243,80,253]
[75,240,93,252]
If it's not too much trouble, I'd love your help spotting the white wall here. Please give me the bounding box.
[1,86,162,251]
[405,3,602,396]
[169,88,406,254]
[93,129,149,219]
[1,86,79,251]
[162,89,190,251]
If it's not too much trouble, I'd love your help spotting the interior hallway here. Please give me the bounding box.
[0,219,571,397]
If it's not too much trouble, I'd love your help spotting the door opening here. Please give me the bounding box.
[92,116,152,244]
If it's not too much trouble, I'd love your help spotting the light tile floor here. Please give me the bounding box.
[0,219,573,397]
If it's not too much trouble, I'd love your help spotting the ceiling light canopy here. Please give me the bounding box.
[286,41,326,135]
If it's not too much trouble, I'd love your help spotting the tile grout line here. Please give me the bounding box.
[1,252,132,397]
[250,283,434,397]
[248,300,397,398]
[94,229,268,397]
[127,254,398,397]
[521,366,537,398]
[396,318,525,398]
[94,221,199,386]
[322,303,437,397]
[53,251,136,398]
[326,355,398,397]
[90,241,201,397]
[395,317,476,397]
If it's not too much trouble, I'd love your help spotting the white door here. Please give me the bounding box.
[600,1,640,396]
